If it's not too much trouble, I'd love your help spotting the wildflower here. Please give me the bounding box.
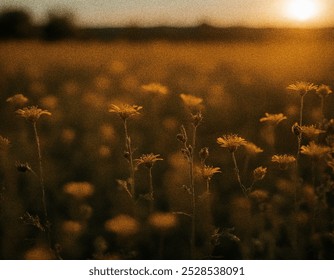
[244,142,263,155]
[16,106,51,123]
[217,134,247,152]
[253,166,267,181]
[200,165,221,181]
[0,136,10,151]
[316,84,332,98]
[6,93,29,106]
[148,212,177,232]
[300,141,331,159]
[105,215,139,236]
[108,104,142,121]
[271,154,296,169]
[259,113,287,125]
[179,93,203,108]
[287,81,317,97]
[63,182,94,199]
[15,161,33,173]
[300,125,325,139]
[141,83,168,95]
[135,153,163,169]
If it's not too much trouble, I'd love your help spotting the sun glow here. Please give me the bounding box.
[285,0,320,21]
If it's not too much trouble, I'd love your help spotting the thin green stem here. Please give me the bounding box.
[148,167,154,213]
[231,151,248,198]
[190,124,197,259]
[123,119,135,198]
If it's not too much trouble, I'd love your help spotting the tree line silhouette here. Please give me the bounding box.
[1,8,334,42]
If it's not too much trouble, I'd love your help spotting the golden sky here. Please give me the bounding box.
[1,0,334,27]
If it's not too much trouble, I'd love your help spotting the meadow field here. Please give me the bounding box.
[0,39,334,259]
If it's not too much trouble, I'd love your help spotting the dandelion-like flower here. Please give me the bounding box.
[259,113,287,125]
[15,161,34,173]
[0,136,10,151]
[244,142,263,154]
[16,106,51,123]
[141,83,168,95]
[148,212,177,232]
[63,182,95,199]
[253,166,267,181]
[300,141,331,159]
[287,81,317,97]
[135,153,163,169]
[217,134,247,152]
[271,154,296,169]
[108,104,142,121]
[300,125,325,139]
[316,84,332,98]
[200,165,221,181]
[6,93,29,106]
[179,93,203,108]
[104,215,139,236]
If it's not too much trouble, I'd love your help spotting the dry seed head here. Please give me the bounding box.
[15,106,51,123]
[199,147,209,162]
[292,122,302,136]
[108,104,142,121]
[259,113,287,125]
[253,166,267,181]
[316,84,332,98]
[271,154,296,169]
[287,81,317,97]
[217,134,247,152]
[135,153,163,169]
[300,141,331,159]
[6,93,29,106]
[141,83,169,95]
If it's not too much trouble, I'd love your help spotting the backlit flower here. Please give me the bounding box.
[244,142,263,154]
[16,106,51,123]
[271,154,296,169]
[217,134,247,152]
[108,104,142,121]
[253,166,267,181]
[287,81,317,97]
[300,141,331,159]
[316,84,332,98]
[300,125,325,139]
[259,113,287,125]
[179,93,203,108]
[6,93,28,106]
[200,165,221,181]
[135,153,163,169]
[141,83,168,95]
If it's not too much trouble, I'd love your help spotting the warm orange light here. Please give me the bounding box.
[285,0,319,21]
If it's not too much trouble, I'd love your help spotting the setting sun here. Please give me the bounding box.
[285,0,320,21]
